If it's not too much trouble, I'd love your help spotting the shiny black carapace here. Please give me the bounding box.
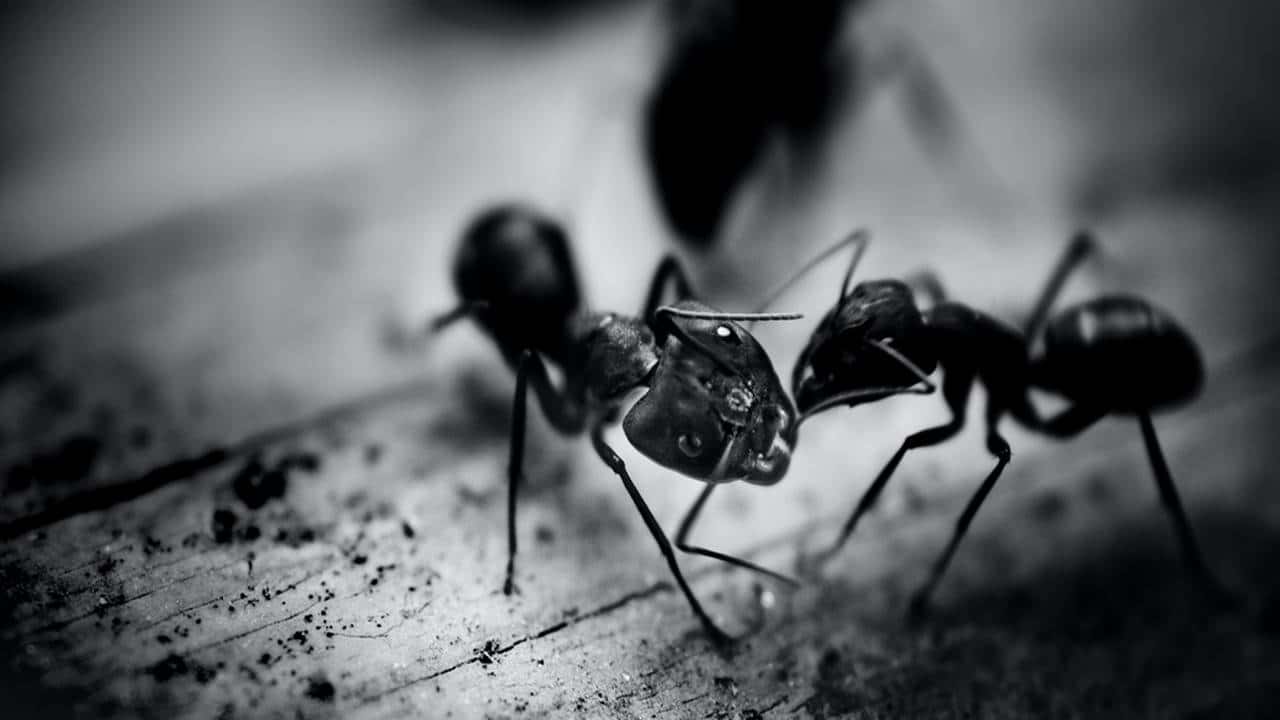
[435,203,802,643]
[770,230,1230,616]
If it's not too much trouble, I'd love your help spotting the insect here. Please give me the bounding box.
[767,230,1231,616]
[644,0,974,250]
[644,0,852,248]
[1006,233,1233,606]
[433,203,803,643]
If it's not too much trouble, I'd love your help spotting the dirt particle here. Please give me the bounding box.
[401,521,416,539]
[212,508,239,544]
[232,456,287,510]
[713,676,738,695]
[146,654,189,682]
[305,676,336,702]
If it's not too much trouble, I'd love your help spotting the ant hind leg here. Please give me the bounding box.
[675,484,799,587]
[590,422,734,645]
[907,403,1013,621]
[1137,412,1236,608]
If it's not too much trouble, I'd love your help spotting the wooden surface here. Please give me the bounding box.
[3,2,1280,718]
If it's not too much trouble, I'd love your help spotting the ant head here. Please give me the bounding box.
[793,279,936,414]
[624,302,796,486]
[452,204,581,359]
[569,313,660,405]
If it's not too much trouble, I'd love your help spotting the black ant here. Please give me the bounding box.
[763,230,1231,617]
[433,203,803,643]
[645,1,976,250]
[645,0,852,248]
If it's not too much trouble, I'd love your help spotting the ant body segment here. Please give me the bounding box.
[434,203,802,643]
[1011,234,1232,605]
[767,230,1230,616]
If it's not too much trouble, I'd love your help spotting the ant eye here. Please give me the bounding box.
[714,324,741,344]
[677,433,704,457]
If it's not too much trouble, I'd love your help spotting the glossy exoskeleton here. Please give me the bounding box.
[435,203,802,642]
[771,230,1230,616]
[645,1,972,250]
[644,0,853,248]
[1012,233,1231,605]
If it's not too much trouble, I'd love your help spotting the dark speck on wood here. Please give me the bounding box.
[305,675,335,702]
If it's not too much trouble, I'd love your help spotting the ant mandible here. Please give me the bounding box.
[433,203,802,643]
[762,230,1231,617]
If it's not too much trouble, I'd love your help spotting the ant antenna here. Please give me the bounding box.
[430,301,491,333]
[751,229,871,316]
[657,307,803,323]
[654,305,803,378]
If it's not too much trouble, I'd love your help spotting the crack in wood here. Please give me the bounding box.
[356,581,674,706]
[0,378,439,541]
[15,557,244,638]
[183,599,321,656]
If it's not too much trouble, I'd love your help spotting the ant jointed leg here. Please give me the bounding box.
[437,204,805,642]
[756,229,1023,615]
[1014,233,1235,606]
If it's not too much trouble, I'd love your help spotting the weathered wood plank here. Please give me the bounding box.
[3,333,1278,718]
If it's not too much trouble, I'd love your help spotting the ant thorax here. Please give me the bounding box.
[563,312,659,409]
[623,308,794,486]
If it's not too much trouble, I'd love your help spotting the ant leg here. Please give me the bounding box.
[1024,232,1096,340]
[590,422,733,645]
[752,229,869,314]
[1138,412,1235,605]
[642,255,695,327]
[504,351,586,596]
[674,484,799,587]
[815,368,974,566]
[907,407,1013,620]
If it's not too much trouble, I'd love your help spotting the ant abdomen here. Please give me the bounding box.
[1035,295,1204,412]
[451,204,581,365]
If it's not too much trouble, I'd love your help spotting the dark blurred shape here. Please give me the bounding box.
[645,0,853,249]
[413,0,631,30]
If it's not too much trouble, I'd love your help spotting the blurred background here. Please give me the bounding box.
[5,0,1280,579]
[2,1,1279,714]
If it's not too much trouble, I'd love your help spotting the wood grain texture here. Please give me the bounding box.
[3,2,1280,718]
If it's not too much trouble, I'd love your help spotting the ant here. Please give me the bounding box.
[433,203,803,643]
[762,230,1232,617]
[645,0,976,249]
[645,0,852,248]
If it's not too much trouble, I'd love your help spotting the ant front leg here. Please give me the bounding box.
[675,484,799,587]
[642,255,696,328]
[812,367,972,570]
[1137,412,1235,607]
[504,350,586,596]
[907,403,1013,620]
[590,422,733,645]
